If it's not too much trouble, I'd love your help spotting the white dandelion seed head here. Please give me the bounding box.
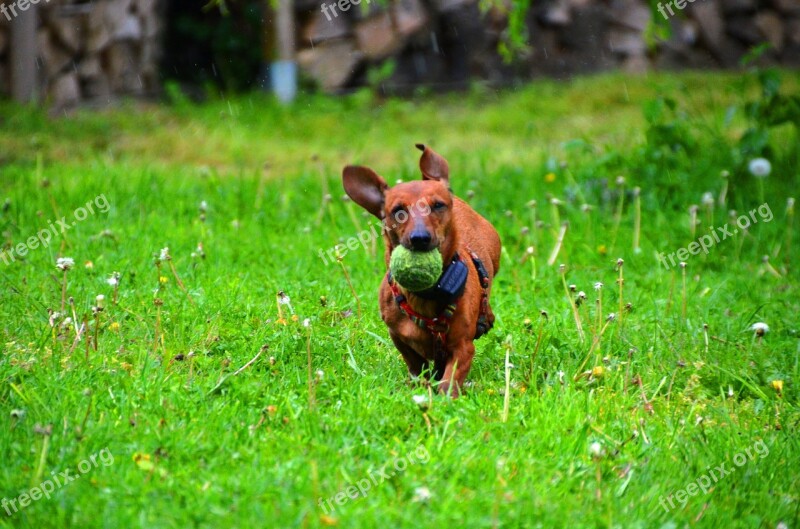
[748,158,772,178]
[594,282,603,291]
[277,292,291,305]
[412,486,432,502]
[159,247,171,261]
[701,192,714,206]
[751,322,769,336]
[303,318,310,328]
[589,442,603,457]
[56,257,75,271]
[199,200,208,212]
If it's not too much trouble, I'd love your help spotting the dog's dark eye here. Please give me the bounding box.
[432,201,447,211]
[390,205,407,222]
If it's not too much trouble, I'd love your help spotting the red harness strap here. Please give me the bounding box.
[387,275,456,348]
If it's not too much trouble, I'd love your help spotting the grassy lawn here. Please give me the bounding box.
[0,71,798,528]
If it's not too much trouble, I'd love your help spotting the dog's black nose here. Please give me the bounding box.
[409,232,432,250]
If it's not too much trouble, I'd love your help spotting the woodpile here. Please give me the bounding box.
[295,0,800,92]
[0,0,163,108]
[297,0,483,92]
[0,0,797,104]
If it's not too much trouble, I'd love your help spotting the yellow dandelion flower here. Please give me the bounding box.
[592,365,605,378]
[109,322,120,332]
[771,380,783,394]
[159,276,168,284]
[545,172,557,183]
[597,244,607,255]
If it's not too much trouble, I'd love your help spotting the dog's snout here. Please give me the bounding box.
[409,231,432,250]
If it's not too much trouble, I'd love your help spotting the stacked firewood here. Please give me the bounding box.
[0,0,797,103]
[0,0,162,107]
[296,0,432,91]
[295,0,800,92]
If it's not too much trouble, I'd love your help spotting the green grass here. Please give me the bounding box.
[1,71,799,528]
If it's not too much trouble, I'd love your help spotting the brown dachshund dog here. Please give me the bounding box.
[343,145,501,396]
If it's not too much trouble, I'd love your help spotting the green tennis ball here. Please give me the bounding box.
[389,246,443,291]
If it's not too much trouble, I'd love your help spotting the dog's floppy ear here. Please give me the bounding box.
[342,165,389,219]
[416,143,449,185]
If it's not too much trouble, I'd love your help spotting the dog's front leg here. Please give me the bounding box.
[438,340,475,397]
[389,332,430,378]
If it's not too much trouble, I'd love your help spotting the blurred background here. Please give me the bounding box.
[1,0,798,108]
